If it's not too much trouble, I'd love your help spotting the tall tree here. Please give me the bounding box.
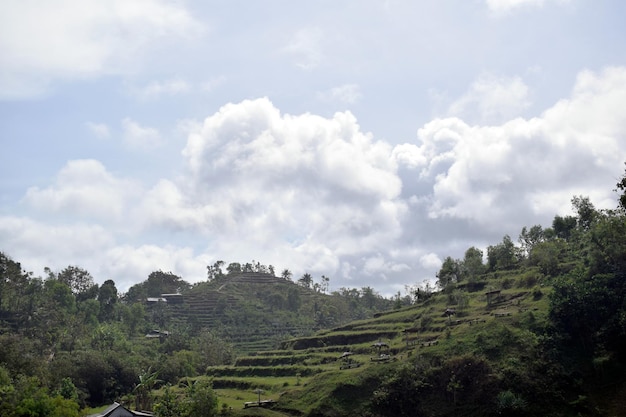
[98,280,118,322]
[487,235,519,271]
[206,261,224,281]
[518,225,545,257]
[57,266,95,296]
[437,256,460,289]
[552,215,577,240]
[226,262,241,275]
[571,195,597,231]
[146,271,189,296]
[462,246,485,280]
[298,273,313,289]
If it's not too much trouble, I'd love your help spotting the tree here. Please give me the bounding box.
[361,286,379,309]
[571,195,597,231]
[320,275,330,294]
[98,280,118,322]
[154,384,181,417]
[145,271,189,296]
[530,240,563,276]
[298,273,313,289]
[57,265,95,296]
[462,247,485,281]
[57,377,78,402]
[226,263,241,275]
[518,225,544,258]
[181,379,218,417]
[122,303,146,337]
[0,252,31,313]
[436,256,460,289]
[207,261,224,281]
[552,215,577,240]
[487,235,519,271]
[281,269,293,281]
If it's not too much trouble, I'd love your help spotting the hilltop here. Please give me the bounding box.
[136,270,396,354]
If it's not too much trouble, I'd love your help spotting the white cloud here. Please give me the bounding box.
[447,73,531,124]
[0,216,116,280]
[0,0,203,99]
[104,244,209,290]
[5,68,626,296]
[85,121,111,139]
[122,118,163,150]
[0,215,206,292]
[405,67,626,232]
[419,253,442,270]
[176,97,407,277]
[23,159,142,222]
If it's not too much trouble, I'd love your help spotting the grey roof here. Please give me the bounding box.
[86,402,153,417]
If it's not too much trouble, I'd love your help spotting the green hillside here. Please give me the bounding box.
[145,271,395,354]
[203,259,625,416]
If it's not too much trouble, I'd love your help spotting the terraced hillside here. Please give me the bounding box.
[203,272,559,416]
[156,272,393,354]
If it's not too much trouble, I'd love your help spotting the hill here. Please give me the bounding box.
[203,264,625,417]
[149,271,395,354]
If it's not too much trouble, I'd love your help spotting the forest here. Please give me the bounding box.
[1,163,625,416]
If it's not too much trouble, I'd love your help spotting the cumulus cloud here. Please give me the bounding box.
[174,97,407,280]
[401,67,626,234]
[122,118,163,150]
[22,159,142,222]
[446,74,531,124]
[0,215,205,292]
[419,253,442,270]
[0,0,203,99]
[104,244,209,289]
[0,216,116,281]
[5,67,626,296]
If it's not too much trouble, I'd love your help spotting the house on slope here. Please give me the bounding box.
[86,402,153,417]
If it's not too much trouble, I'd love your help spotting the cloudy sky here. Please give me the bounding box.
[1,0,625,296]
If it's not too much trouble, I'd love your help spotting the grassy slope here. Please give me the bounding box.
[204,267,559,416]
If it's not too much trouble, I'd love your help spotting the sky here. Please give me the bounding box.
[1,0,625,296]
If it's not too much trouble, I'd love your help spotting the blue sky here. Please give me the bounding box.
[1,0,625,295]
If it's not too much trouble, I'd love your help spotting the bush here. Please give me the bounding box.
[496,390,527,415]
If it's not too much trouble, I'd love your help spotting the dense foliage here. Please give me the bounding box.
[0,255,395,415]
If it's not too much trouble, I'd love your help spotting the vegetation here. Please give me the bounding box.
[1,163,625,416]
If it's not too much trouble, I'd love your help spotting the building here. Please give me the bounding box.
[86,402,153,417]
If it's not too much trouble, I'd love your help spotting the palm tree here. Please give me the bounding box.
[281,269,293,281]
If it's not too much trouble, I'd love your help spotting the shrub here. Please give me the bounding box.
[496,390,527,415]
